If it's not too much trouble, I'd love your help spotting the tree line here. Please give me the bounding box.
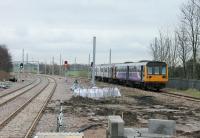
[150,0,200,79]
[0,45,12,72]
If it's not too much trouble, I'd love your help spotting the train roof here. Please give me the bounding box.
[96,61,166,67]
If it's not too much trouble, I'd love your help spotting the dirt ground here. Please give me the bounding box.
[36,77,200,138]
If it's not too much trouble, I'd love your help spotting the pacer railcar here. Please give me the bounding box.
[95,61,168,90]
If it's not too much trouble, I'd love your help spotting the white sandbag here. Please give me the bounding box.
[73,87,121,99]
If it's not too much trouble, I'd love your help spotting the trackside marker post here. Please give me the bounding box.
[92,36,96,87]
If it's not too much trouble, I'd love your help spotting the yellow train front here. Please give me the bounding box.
[143,61,168,90]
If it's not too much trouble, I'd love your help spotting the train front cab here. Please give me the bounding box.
[144,62,168,90]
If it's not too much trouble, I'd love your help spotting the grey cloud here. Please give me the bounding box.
[0,0,187,64]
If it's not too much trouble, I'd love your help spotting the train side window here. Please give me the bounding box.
[130,67,133,72]
[162,66,166,75]
[154,67,159,74]
[134,66,137,71]
[123,67,126,72]
[148,67,153,74]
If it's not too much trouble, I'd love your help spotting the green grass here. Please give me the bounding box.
[169,88,200,98]
[66,70,88,78]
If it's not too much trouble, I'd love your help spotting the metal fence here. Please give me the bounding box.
[167,78,200,90]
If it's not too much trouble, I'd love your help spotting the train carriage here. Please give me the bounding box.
[95,61,168,90]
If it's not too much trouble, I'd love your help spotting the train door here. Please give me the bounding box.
[110,67,114,78]
[141,66,144,81]
[126,66,129,81]
[113,67,116,79]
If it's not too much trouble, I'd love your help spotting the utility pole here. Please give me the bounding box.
[109,48,111,65]
[22,49,24,64]
[21,49,24,81]
[109,48,112,78]
[92,36,96,87]
[62,59,63,76]
[26,53,28,74]
[37,61,39,74]
[59,53,61,76]
[88,54,90,79]
[26,53,28,64]
[74,57,76,71]
[45,61,47,75]
[52,56,54,75]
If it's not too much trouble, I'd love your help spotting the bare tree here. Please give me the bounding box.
[150,30,178,65]
[167,33,179,77]
[150,31,170,62]
[150,37,159,60]
[176,25,191,78]
[181,0,200,78]
[150,30,179,78]
[0,45,12,72]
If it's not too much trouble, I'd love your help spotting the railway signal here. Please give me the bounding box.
[64,61,69,68]
[64,60,68,82]
[64,61,68,66]
[20,63,23,69]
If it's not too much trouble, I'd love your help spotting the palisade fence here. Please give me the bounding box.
[167,78,200,90]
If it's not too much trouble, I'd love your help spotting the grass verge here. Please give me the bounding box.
[67,70,88,78]
[168,88,200,98]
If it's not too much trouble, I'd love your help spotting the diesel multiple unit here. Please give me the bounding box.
[95,61,168,90]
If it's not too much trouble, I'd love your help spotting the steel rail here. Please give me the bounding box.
[24,77,57,138]
[160,90,200,102]
[0,77,42,107]
[0,78,38,99]
[0,77,50,130]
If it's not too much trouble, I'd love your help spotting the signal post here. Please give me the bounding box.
[64,61,68,82]
[18,63,23,82]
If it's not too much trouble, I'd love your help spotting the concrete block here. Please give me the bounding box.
[124,128,174,138]
[108,116,124,137]
[148,119,176,135]
[34,132,84,138]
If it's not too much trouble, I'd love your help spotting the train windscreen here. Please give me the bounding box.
[147,62,166,75]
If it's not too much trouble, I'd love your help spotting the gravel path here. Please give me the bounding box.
[34,76,73,134]
[34,77,106,138]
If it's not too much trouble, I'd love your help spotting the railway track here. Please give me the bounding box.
[0,77,41,107]
[95,79,200,103]
[0,76,38,98]
[0,76,57,138]
[0,77,47,125]
[160,90,200,102]
[25,77,57,138]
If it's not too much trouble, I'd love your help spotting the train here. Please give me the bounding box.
[95,61,168,90]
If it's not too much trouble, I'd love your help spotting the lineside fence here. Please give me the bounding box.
[167,78,200,90]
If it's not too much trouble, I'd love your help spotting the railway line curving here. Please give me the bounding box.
[0,77,38,98]
[0,76,57,138]
[0,77,42,107]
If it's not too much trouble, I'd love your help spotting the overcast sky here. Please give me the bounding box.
[0,0,186,64]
